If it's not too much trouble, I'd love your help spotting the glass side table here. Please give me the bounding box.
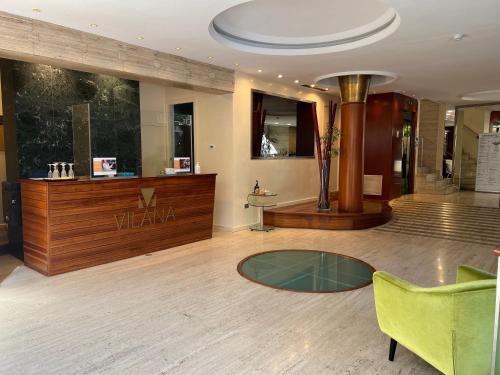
[247,193,278,232]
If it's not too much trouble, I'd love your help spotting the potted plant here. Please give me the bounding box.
[313,101,339,211]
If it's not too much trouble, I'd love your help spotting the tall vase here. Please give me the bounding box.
[318,158,331,211]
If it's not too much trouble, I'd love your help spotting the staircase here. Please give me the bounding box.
[415,166,458,194]
[460,150,477,190]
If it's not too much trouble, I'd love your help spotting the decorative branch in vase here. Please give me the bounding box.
[313,100,339,211]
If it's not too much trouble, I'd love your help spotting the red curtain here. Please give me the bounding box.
[251,92,266,157]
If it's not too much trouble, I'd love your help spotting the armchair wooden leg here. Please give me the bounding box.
[389,338,398,361]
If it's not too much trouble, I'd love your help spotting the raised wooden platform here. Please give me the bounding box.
[264,198,392,230]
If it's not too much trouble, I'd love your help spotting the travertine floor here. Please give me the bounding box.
[400,191,500,208]
[0,195,498,374]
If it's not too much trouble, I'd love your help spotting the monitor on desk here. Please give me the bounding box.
[93,157,117,177]
[174,157,191,173]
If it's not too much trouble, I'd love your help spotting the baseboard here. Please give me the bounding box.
[213,223,257,233]
[275,196,317,207]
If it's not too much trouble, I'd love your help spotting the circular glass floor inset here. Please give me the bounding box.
[238,250,375,293]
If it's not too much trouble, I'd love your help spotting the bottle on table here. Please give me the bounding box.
[253,180,260,194]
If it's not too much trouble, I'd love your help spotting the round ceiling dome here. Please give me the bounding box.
[209,0,400,55]
[461,90,500,101]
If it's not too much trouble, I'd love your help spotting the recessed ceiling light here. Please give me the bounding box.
[310,84,316,88]
[137,36,145,40]
[89,23,99,28]
[325,88,329,91]
[235,63,240,66]
[453,33,466,41]
[277,74,283,79]
[294,80,300,84]
[32,8,42,13]
[207,56,213,59]
[257,69,263,73]
[175,47,182,51]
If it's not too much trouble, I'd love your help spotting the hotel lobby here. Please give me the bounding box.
[0,1,499,374]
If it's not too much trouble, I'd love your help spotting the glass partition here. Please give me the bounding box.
[71,103,91,176]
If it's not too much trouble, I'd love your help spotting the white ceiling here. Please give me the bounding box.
[0,0,499,104]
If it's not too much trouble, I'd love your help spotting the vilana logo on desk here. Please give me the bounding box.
[114,187,175,230]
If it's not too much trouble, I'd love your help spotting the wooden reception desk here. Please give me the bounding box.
[21,174,216,275]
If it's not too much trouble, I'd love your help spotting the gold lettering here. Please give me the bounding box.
[114,213,126,230]
[141,208,153,227]
[115,206,175,231]
[166,207,175,221]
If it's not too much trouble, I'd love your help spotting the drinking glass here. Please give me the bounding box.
[68,163,74,178]
[52,163,60,179]
[61,162,67,178]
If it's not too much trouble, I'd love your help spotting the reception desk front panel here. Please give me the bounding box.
[21,174,216,275]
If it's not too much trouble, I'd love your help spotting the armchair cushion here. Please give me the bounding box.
[456,265,495,283]
[373,266,496,375]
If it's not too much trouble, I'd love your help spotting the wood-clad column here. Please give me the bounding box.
[338,74,371,213]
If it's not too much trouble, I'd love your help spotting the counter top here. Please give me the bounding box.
[24,173,217,185]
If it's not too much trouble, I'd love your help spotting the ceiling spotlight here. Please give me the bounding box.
[137,36,145,40]
[257,69,263,73]
[32,8,42,13]
[89,23,99,28]
[277,74,283,79]
[294,80,300,84]
[207,56,213,59]
[453,33,466,41]
[175,47,182,51]
[235,63,240,66]
[310,84,316,88]
[325,88,329,91]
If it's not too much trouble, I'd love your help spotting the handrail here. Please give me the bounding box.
[463,123,480,138]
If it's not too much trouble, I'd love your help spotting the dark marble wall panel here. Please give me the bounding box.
[0,58,141,178]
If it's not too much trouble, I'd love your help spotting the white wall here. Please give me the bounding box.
[231,72,338,230]
[139,74,338,231]
[139,82,234,229]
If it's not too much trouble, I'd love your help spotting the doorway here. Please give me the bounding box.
[171,102,194,173]
[401,111,416,195]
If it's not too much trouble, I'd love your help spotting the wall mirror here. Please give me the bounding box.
[251,91,315,159]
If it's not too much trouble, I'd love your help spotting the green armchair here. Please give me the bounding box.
[373,265,496,375]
